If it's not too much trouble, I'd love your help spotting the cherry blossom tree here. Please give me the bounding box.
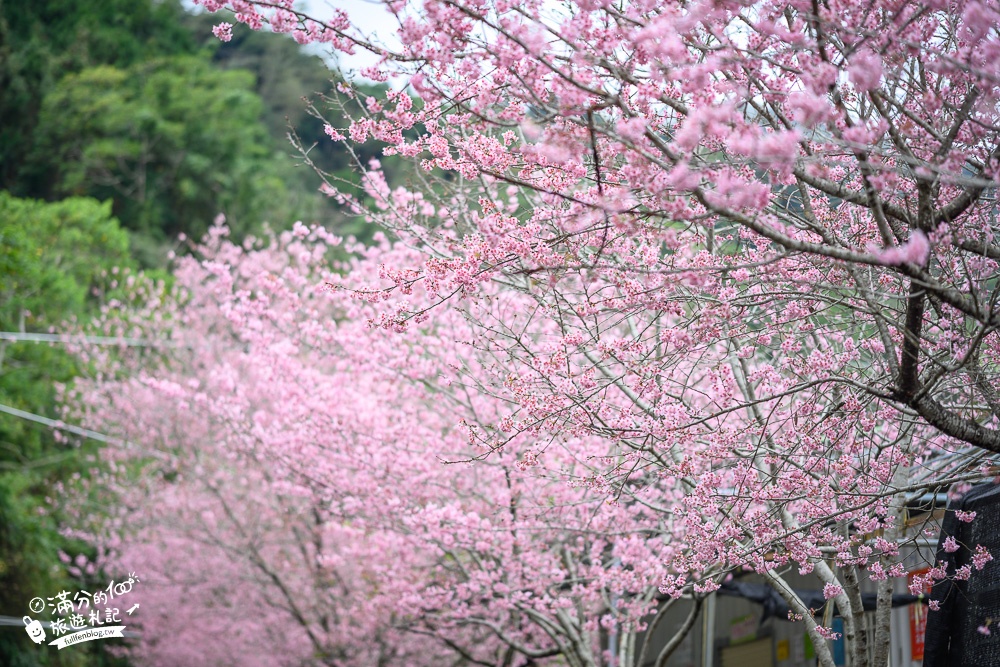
[74,0,1000,664]
[67,225,711,667]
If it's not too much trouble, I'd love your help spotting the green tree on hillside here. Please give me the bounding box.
[0,0,195,189]
[0,193,134,666]
[25,57,322,264]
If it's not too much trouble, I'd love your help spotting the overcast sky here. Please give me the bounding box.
[183,0,399,78]
[298,0,399,76]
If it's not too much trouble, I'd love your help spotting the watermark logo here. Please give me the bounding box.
[23,616,45,644]
[24,573,140,650]
[48,625,126,649]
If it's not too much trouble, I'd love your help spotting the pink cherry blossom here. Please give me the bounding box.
[211,22,233,42]
[870,231,931,267]
[70,2,1000,666]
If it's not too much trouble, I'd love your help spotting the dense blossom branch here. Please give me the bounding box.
[66,0,1000,664]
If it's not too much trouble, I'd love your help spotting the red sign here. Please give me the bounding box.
[909,568,932,661]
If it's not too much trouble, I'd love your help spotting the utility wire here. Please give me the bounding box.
[0,403,120,445]
[0,402,165,461]
[0,332,179,347]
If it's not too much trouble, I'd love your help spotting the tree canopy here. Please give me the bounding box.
[26,56,320,261]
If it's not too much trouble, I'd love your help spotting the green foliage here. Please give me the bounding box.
[0,191,132,502]
[0,195,129,324]
[1,0,421,262]
[25,57,321,264]
[0,194,133,665]
[0,0,195,188]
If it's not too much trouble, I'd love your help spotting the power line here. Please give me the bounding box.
[0,403,119,445]
[0,402,166,461]
[0,332,179,347]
